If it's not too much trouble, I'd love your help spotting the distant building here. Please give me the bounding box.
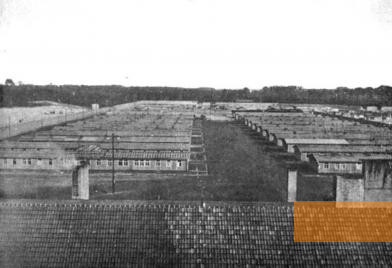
[294,144,392,162]
[235,99,254,103]
[366,106,379,112]
[381,106,392,112]
[308,153,364,174]
[283,139,349,153]
[309,152,392,176]
[0,149,189,172]
[0,111,198,173]
[92,103,99,110]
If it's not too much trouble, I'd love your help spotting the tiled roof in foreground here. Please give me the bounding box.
[1,199,392,267]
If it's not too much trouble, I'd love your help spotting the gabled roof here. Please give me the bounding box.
[294,144,392,154]
[284,138,349,145]
[0,141,78,150]
[1,199,391,266]
[0,150,70,159]
[0,140,191,161]
[309,152,390,163]
[360,154,392,160]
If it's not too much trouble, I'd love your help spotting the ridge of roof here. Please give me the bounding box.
[0,199,292,209]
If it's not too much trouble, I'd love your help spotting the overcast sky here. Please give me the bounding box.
[0,0,391,89]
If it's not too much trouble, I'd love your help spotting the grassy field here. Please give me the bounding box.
[202,121,288,201]
[0,120,334,201]
[297,175,335,201]
[0,171,71,199]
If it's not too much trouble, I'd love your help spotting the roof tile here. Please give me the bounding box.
[0,200,391,266]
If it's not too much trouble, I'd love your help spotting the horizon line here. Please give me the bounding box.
[2,83,392,91]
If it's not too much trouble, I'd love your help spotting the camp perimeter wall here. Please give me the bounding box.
[0,110,102,140]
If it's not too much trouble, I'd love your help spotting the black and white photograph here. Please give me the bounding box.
[0,0,392,266]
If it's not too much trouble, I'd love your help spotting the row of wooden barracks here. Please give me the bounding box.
[234,110,392,201]
[0,111,197,172]
[234,111,392,175]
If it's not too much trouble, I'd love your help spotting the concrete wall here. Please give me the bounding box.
[363,160,392,189]
[363,160,392,201]
[72,164,89,200]
[287,169,297,202]
[365,189,392,201]
[336,161,392,201]
[336,175,364,201]
[0,110,99,140]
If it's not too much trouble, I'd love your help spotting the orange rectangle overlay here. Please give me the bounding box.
[294,201,392,242]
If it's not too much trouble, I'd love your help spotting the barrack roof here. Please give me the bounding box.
[310,152,392,163]
[0,150,67,159]
[284,138,349,145]
[294,144,392,153]
[359,154,392,160]
[0,149,190,160]
[0,199,391,266]
[2,140,190,151]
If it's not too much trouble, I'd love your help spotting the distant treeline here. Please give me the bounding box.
[0,84,391,107]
